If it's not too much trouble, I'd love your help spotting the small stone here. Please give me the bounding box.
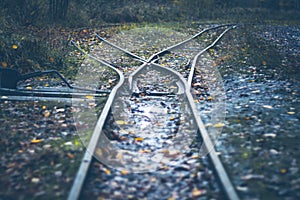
[263,133,276,138]
[31,177,40,183]
[64,141,73,146]
[263,105,273,109]
[43,144,52,149]
[269,149,279,155]
[236,186,249,192]
[54,171,62,177]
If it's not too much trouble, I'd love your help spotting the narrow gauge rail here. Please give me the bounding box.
[68,24,239,200]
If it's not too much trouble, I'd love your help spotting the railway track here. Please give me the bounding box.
[68,24,239,200]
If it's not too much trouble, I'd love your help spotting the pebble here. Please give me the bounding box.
[55,171,63,177]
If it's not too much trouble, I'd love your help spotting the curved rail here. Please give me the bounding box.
[187,25,237,89]
[94,34,148,63]
[68,41,125,200]
[68,24,239,200]
[147,24,233,62]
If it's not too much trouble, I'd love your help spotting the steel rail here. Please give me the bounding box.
[0,95,104,102]
[68,41,125,200]
[95,24,234,90]
[94,24,232,64]
[147,24,229,62]
[94,34,148,63]
[187,25,237,89]
[152,58,240,200]
[68,24,239,200]
[127,25,230,89]
[0,88,109,98]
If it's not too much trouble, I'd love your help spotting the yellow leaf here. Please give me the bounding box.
[12,44,18,49]
[207,96,214,101]
[42,105,47,110]
[134,137,144,142]
[121,170,129,175]
[96,149,102,157]
[162,149,169,154]
[86,95,94,99]
[287,112,295,115]
[31,139,42,144]
[116,152,123,160]
[280,168,287,174]
[49,57,54,63]
[26,86,32,90]
[242,152,248,159]
[104,168,111,175]
[116,120,126,125]
[1,61,8,68]
[44,110,51,118]
[214,123,225,128]
[192,188,206,197]
[74,139,80,146]
[139,149,151,153]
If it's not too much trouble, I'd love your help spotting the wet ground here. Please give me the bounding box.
[214,24,300,200]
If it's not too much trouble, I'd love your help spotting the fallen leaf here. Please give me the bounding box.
[214,123,225,128]
[67,153,75,159]
[116,120,126,125]
[44,110,51,118]
[1,61,7,67]
[12,44,18,49]
[96,149,102,157]
[139,149,151,153]
[104,168,111,175]
[207,96,214,101]
[86,95,94,99]
[121,170,129,175]
[49,57,54,63]
[192,188,206,197]
[280,168,287,174]
[134,137,144,142]
[31,139,43,144]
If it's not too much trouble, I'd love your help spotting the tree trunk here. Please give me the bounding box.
[49,0,69,22]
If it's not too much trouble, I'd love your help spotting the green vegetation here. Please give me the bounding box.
[0,0,299,78]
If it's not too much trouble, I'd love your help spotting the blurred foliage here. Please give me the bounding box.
[1,0,299,26]
[0,0,299,78]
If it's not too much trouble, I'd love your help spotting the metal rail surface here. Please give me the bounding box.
[68,24,239,200]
